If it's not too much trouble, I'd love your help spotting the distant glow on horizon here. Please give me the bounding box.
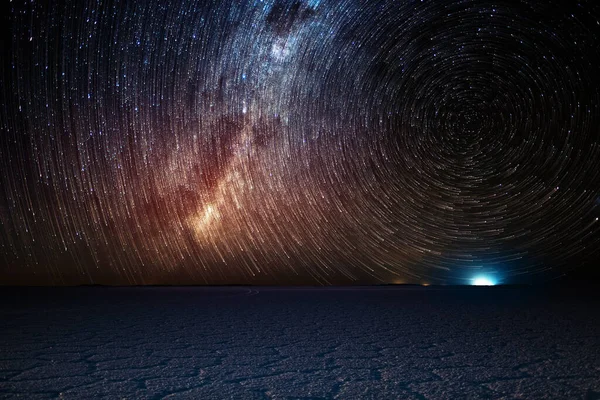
[472,276,496,286]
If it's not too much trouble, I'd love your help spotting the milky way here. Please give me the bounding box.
[2,0,600,285]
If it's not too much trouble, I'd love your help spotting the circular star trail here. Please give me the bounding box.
[1,0,600,285]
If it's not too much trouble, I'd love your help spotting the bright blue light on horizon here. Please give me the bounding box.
[471,276,496,286]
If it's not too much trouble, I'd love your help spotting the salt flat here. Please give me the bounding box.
[0,286,599,399]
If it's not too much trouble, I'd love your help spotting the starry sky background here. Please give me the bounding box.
[1,0,600,285]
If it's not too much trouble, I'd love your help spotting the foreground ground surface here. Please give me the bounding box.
[0,286,599,399]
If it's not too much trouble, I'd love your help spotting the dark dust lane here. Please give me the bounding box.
[0,287,599,399]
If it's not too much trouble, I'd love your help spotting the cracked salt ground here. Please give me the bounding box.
[0,287,599,399]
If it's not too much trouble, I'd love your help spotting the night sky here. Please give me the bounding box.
[1,0,600,285]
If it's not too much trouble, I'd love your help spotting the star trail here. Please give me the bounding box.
[1,0,600,285]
